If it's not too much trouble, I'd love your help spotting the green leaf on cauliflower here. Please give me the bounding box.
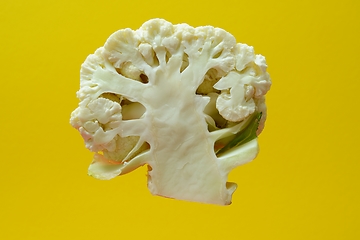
[216,112,262,156]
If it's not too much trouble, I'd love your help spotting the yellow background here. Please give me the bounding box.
[1,0,359,239]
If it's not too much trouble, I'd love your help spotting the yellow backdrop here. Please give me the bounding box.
[1,0,359,239]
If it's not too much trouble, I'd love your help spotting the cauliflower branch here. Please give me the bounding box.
[70,19,271,205]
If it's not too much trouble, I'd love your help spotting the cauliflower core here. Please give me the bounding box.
[70,19,271,205]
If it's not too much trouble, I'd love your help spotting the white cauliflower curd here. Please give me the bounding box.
[70,19,271,205]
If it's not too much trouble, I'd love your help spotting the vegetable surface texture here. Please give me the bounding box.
[70,19,271,205]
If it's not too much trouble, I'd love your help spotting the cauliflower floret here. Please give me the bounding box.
[70,98,122,152]
[213,72,255,122]
[234,43,256,71]
[213,46,271,122]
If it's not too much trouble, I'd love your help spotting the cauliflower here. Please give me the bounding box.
[70,19,271,205]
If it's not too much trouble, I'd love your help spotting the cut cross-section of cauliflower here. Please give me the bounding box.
[70,19,271,205]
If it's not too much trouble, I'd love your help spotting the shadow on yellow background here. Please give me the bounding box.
[0,0,359,239]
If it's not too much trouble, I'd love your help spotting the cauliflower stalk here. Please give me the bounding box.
[70,19,271,205]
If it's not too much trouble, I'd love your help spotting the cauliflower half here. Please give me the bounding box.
[70,19,271,205]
